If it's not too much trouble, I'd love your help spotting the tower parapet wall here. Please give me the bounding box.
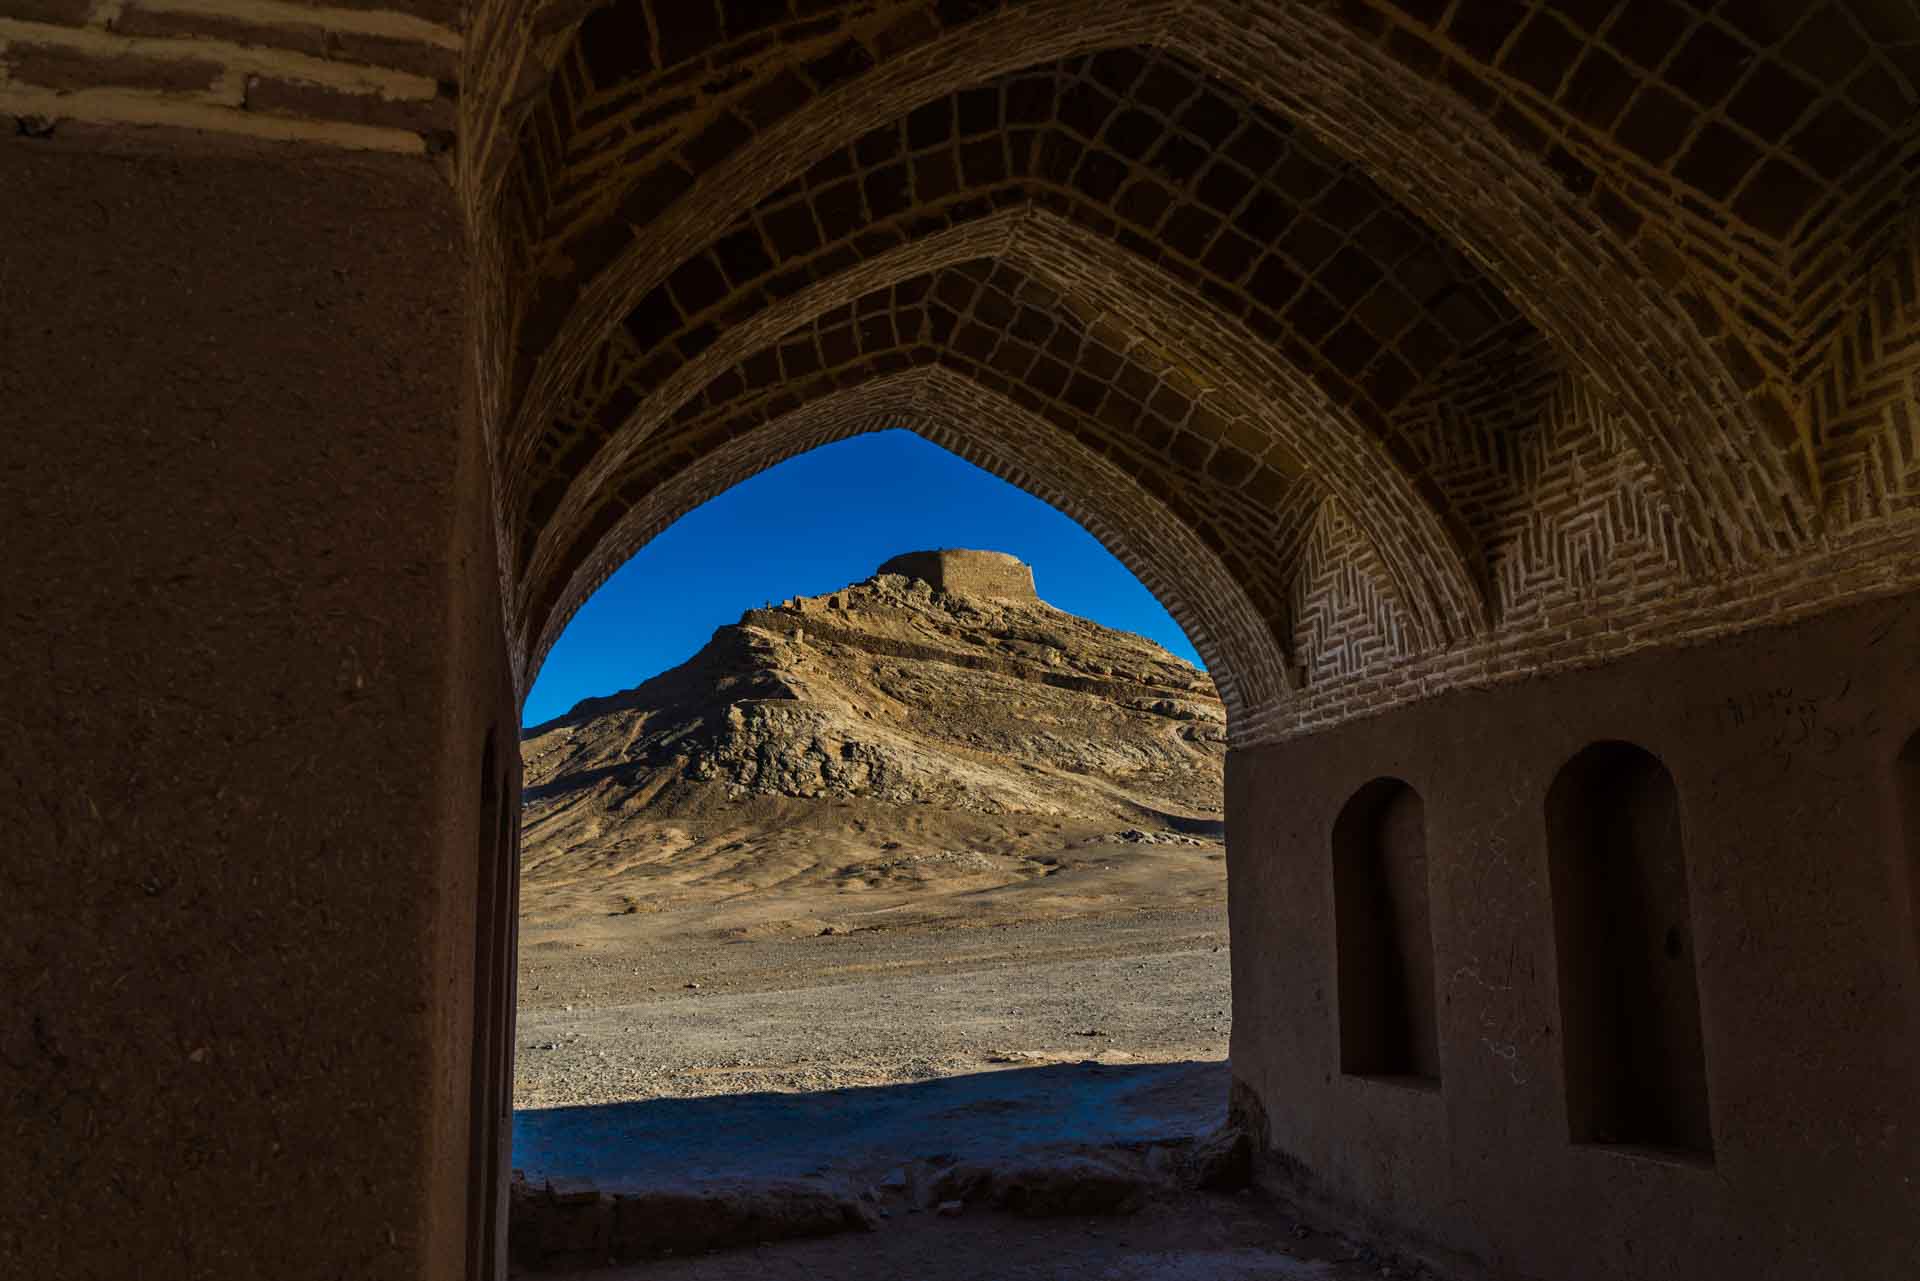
[876,549,1037,601]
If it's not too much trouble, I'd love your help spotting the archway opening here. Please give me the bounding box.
[507,430,1238,1267]
[1546,742,1712,1159]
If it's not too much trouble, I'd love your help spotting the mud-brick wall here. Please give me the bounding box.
[1226,591,1920,1281]
[0,0,460,152]
[877,549,1038,601]
[0,127,514,1281]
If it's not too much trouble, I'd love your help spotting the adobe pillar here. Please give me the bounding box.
[0,127,512,1281]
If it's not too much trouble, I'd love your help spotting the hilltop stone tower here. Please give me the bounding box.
[876,549,1038,601]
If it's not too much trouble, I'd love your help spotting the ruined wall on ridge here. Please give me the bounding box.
[875,549,1038,602]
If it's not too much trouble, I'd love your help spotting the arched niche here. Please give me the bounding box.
[1333,777,1441,1084]
[1546,741,1712,1158]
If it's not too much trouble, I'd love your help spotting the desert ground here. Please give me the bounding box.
[514,828,1230,1109]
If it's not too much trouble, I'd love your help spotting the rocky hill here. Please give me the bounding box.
[518,550,1226,928]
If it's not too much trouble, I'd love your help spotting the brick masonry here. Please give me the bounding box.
[514,243,1467,675]
[17,0,1920,747]
[484,2,1849,561]
[0,1,460,151]
[458,2,1920,749]
[523,363,1299,733]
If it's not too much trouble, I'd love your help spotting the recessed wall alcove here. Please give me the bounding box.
[1333,777,1441,1085]
[1547,742,1712,1160]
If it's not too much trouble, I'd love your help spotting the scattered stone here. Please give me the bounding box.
[935,1200,965,1217]
[931,1152,1152,1218]
[1182,1123,1253,1192]
[513,1177,877,1269]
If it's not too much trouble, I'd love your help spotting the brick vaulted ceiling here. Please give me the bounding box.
[466,0,1920,740]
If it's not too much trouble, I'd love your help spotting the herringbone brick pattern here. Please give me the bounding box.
[1291,498,1410,688]
[1813,221,1920,526]
[1392,326,1696,624]
[24,0,1918,741]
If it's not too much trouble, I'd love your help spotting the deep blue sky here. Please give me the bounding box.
[523,430,1204,726]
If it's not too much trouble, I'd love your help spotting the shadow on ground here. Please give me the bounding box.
[513,1058,1228,1190]
[508,1059,1449,1280]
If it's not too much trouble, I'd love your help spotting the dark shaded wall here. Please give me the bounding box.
[0,130,514,1281]
[1546,742,1711,1155]
[1228,592,1920,1280]
[1332,779,1440,1082]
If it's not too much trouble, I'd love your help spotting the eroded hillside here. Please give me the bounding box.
[518,553,1227,929]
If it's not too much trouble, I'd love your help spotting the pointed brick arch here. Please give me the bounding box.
[515,213,1492,660]
[516,269,1334,712]
[524,365,1298,740]
[479,1,1825,581]
[510,257,1334,675]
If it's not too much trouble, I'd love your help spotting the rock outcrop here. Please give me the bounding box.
[518,553,1225,919]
